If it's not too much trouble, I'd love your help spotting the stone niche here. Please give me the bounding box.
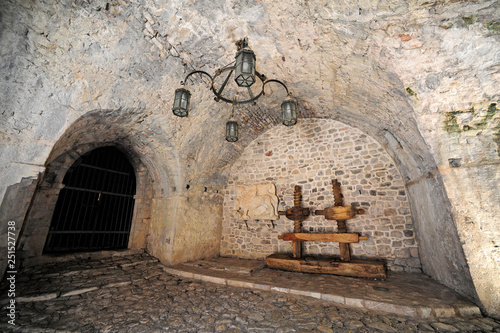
[221,119,421,273]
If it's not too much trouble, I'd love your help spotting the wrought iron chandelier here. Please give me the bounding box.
[172,38,297,142]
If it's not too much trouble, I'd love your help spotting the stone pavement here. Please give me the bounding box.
[166,257,479,319]
[0,251,499,332]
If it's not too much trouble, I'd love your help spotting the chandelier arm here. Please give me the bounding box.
[247,86,256,104]
[181,70,214,87]
[262,79,291,96]
[214,90,265,105]
[212,68,235,102]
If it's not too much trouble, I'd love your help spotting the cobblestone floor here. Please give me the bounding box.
[1,252,499,332]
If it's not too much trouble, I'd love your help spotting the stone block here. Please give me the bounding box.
[432,307,457,317]
[16,293,59,302]
[226,279,255,289]
[289,289,321,299]
[270,286,290,294]
[457,305,481,317]
[394,248,410,258]
[163,267,194,279]
[199,275,226,285]
[345,297,364,308]
[235,184,279,220]
[321,293,345,304]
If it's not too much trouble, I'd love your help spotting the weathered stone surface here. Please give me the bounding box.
[15,293,58,303]
[0,0,498,319]
[235,184,279,220]
[1,253,496,332]
[60,287,99,297]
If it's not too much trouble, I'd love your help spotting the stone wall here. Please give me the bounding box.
[0,177,40,281]
[2,0,496,316]
[221,119,421,272]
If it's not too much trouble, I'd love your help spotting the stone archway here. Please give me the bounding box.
[43,146,137,253]
[219,116,481,310]
[14,109,178,265]
[17,141,154,262]
[221,119,422,272]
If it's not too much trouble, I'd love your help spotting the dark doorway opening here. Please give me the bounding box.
[44,146,136,253]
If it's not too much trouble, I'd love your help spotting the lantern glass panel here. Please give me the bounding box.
[226,121,239,142]
[281,99,297,126]
[235,49,256,87]
[172,88,191,117]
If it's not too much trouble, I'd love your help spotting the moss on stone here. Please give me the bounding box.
[438,22,453,29]
[462,16,476,25]
[444,103,498,133]
[486,22,500,32]
[443,111,463,133]
[472,103,497,130]
[405,87,417,96]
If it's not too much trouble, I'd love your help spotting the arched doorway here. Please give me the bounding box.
[44,146,136,253]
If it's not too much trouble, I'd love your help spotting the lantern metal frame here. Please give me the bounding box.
[172,88,191,117]
[173,37,297,141]
[281,97,298,126]
[177,37,293,107]
[225,120,239,142]
[234,48,256,88]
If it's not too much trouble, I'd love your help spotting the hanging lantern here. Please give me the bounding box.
[173,38,300,142]
[226,121,239,142]
[281,98,297,126]
[172,88,191,117]
[234,48,256,87]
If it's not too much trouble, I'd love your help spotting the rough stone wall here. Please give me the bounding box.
[0,177,40,281]
[221,119,421,272]
[1,0,498,317]
[367,4,500,315]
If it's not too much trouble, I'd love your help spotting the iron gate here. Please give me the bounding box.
[44,146,136,253]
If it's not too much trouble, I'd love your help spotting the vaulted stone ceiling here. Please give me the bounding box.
[2,0,497,183]
[1,0,499,317]
[3,1,498,171]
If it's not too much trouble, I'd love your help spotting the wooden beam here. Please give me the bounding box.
[279,233,368,243]
[265,253,386,279]
[315,206,364,221]
[292,240,301,259]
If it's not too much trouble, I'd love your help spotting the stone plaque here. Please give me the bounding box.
[235,184,279,220]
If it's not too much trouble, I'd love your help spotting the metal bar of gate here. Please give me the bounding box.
[96,156,106,248]
[120,169,133,247]
[74,161,90,249]
[88,158,103,249]
[107,155,118,248]
[63,186,134,199]
[66,166,85,250]
[45,148,136,252]
[119,172,133,247]
[80,163,130,176]
[119,163,133,247]
[123,171,136,247]
[114,155,124,247]
[120,161,133,247]
[80,168,95,249]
